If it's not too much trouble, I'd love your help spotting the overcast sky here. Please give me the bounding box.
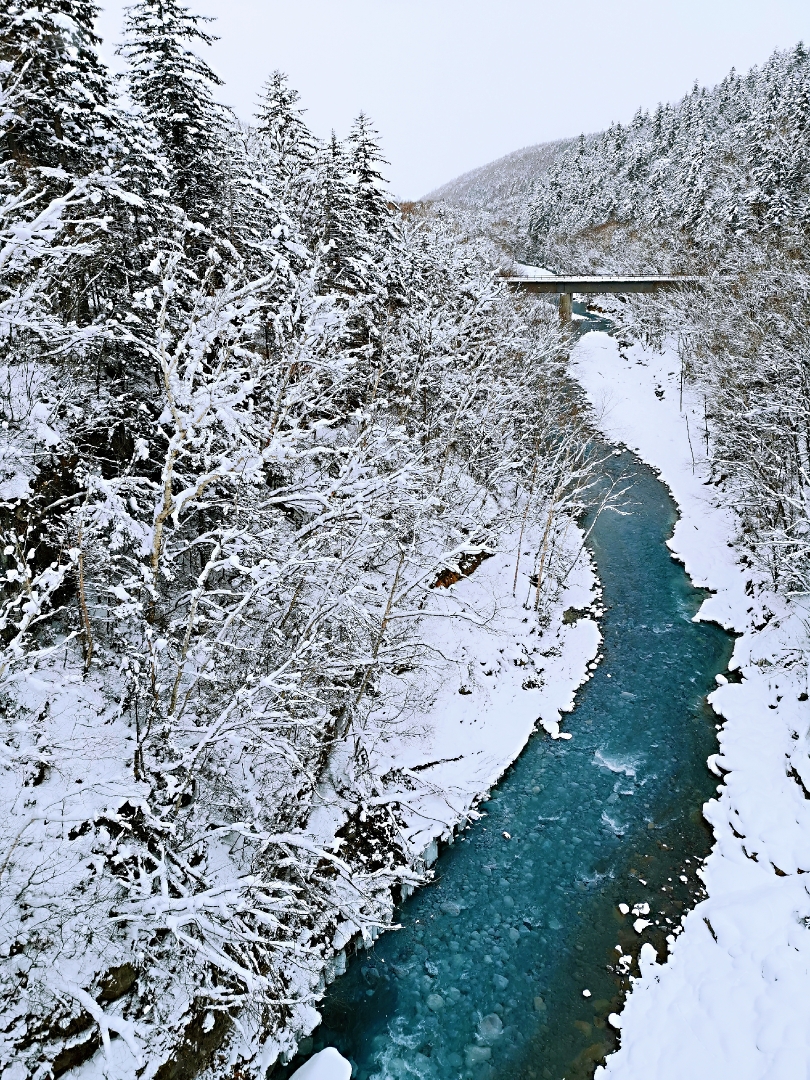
[95,0,810,200]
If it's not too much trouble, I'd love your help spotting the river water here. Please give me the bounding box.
[278,322,734,1080]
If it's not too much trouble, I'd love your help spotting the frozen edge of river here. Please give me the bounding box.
[572,331,810,1080]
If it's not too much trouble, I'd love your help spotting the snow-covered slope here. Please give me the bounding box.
[572,331,810,1079]
[424,139,573,217]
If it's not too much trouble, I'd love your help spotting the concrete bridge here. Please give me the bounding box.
[505,273,702,321]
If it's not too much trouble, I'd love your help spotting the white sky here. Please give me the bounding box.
[95,0,810,200]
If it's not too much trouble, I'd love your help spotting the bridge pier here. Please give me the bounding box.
[559,292,572,323]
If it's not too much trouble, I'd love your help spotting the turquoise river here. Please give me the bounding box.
[276,322,734,1080]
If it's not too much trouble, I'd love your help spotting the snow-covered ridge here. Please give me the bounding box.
[423,140,573,213]
[572,331,810,1080]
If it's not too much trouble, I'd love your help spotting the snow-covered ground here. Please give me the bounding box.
[571,331,810,1079]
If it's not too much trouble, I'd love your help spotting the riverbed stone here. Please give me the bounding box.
[478,1013,504,1040]
[465,1046,492,1066]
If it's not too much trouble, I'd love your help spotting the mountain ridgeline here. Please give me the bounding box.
[425,138,574,250]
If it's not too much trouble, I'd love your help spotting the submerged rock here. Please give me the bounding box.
[465,1045,492,1066]
[478,1013,504,1041]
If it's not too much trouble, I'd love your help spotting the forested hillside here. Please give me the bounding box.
[425,139,574,255]
[528,46,810,265]
[527,45,810,596]
[426,139,574,212]
[0,3,593,1078]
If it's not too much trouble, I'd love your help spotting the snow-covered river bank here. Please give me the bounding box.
[276,332,737,1080]
[574,332,810,1080]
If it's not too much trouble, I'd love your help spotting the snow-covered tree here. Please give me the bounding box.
[255,71,317,201]
[120,0,229,230]
[347,111,394,237]
[0,0,118,183]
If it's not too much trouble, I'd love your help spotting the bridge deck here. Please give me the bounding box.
[505,275,701,294]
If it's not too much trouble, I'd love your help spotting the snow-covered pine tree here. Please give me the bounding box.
[120,0,230,234]
[0,0,139,323]
[0,0,174,334]
[347,111,393,237]
[255,70,317,204]
[0,0,191,721]
[315,130,368,296]
[347,110,405,313]
[311,117,398,370]
[0,0,168,459]
[227,69,318,308]
[0,0,118,183]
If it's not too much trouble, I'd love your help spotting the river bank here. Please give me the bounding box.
[229,519,604,1074]
[571,331,810,1079]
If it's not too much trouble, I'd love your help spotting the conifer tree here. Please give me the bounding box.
[249,69,321,260]
[309,129,391,384]
[316,131,367,296]
[0,0,162,368]
[347,111,393,236]
[0,0,119,184]
[255,70,317,202]
[120,0,229,228]
[0,0,182,600]
[346,112,404,325]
